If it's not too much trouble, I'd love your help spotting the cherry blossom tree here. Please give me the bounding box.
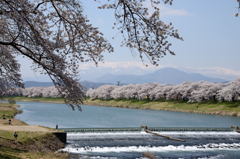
[86,79,240,103]
[137,83,158,100]
[4,79,240,103]
[111,84,139,100]
[0,0,182,108]
[87,85,117,100]
[1,0,239,109]
[217,79,240,102]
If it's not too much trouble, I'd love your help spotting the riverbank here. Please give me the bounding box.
[85,99,240,117]
[1,96,240,117]
[1,96,65,104]
[0,102,68,159]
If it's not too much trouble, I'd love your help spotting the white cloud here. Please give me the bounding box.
[160,6,189,17]
[203,67,240,77]
[79,61,240,81]
[19,53,240,82]
[78,61,169,80]
[79,61,164,71]
[143,0,190,17]
[183,67,240,81]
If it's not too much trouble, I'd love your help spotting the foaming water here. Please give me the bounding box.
[63,143,240,153]
[67,131,240,137]
[62,131,240,159]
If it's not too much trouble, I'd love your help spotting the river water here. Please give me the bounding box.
[15,101,240,159]
[15,101,240,128]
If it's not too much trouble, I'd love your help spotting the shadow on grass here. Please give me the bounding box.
[0,154,21,159]
[0,147,23,159]
[226,103,240,108]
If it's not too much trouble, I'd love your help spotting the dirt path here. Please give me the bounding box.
[0,125,55,132]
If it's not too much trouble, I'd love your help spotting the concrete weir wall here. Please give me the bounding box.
[61,127,234,133]
[53,132,67,144]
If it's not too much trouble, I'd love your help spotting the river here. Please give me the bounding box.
[15,101,240,128]
[15,101,240,159]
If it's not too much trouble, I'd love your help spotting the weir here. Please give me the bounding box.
[61,127,240,158]
[60,126,240,146]
[60,127,234,133]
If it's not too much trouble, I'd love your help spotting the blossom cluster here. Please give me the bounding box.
[3,79,240,103]
[5,86,60,98]
[86,79,240,102]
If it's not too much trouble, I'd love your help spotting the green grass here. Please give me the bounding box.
[85,99,240,117]
[0,103,21,119]
[0,96,65,103]
[0,101,67,159]
[0,130,48,142]
[0,129,67,159]
[0,145,67,159]
[0,147,22,159]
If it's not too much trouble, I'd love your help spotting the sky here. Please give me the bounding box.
[19,0,240,81]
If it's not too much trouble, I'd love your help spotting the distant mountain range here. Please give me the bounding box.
[24,68,226,88]
[96,68,226,84]
[24,81,110,89]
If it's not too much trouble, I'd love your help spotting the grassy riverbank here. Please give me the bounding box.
[85,99,240,117]
[1,96,65,104]
[1,96,240,117]
[0,102,68,159]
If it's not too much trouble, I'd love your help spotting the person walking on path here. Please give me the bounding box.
[8,119,12,125]
[14,132,18,140]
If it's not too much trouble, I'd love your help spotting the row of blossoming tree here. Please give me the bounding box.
[4,86,59,98]
[3,79,240,103]
[86,79,240,103]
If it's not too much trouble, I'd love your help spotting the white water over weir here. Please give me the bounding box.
[60,127,235,132]
[60,128,240,159]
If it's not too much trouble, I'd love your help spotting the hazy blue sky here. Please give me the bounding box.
[20,0,240,81]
